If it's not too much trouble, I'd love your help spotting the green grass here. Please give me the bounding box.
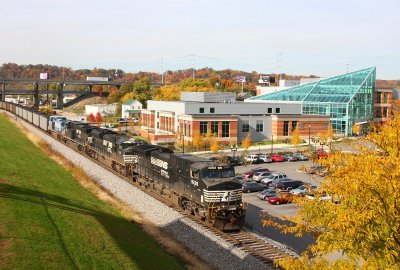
[0,114,186,270]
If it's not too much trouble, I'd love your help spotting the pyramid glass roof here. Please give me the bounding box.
[248,67,376,135]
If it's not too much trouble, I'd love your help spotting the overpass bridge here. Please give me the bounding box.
[0,78,124,109]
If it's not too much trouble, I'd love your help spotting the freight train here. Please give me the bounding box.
[0,102,245,231]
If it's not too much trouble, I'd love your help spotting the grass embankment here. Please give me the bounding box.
[0,114,187,270]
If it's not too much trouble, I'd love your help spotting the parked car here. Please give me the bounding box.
[290,184,318,196]
[226,156,242,166]
[312,149,328,159]
[244,154,261,164]
[242,182,267,193]
[283,154,298,162]
[307,165,325,174]
[270,154,285,162]
[260,173,288,185]
[267,192,293,205]
[257,189,278,200]
[208,157,218,161]
[233,176,249,183]
[275,180,304,191]
[293,153,309,161]
[242,168,270,179]
[257,155,272,163]
[306,192,340,203]
[253,171,272,182]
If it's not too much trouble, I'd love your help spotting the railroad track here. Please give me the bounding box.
[9,111,297,269]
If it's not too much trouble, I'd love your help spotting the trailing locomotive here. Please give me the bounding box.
[0,101,246,231]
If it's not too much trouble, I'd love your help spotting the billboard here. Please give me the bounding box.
[235,76,246,83]
[40,73,49,79]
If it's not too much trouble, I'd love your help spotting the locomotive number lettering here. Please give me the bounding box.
[191,179,199,187]
[161,169,169,179]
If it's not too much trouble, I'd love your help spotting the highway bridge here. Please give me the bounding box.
[0,78,124,109]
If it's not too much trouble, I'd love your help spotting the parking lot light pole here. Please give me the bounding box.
[271,134,274,154]
[231,145,237,157]
[308,125,311,145]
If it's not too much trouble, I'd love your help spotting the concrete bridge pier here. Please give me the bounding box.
[33,82,39,110]
[1,81,5,102]
[56,83,64,109]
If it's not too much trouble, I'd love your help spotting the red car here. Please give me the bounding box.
[270,154,284,162]
[242,167,270,179]
[267,192,292,205]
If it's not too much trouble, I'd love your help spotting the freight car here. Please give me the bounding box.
[0,102,246,230]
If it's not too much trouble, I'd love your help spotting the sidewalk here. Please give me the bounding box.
[189,143,314,156]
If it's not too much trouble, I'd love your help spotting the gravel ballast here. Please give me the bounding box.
[16,118,273,270]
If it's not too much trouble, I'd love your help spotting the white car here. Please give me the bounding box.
[290,184,317,196]
[244,154,260,164]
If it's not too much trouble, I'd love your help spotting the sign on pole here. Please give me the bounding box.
[235,76,246,83]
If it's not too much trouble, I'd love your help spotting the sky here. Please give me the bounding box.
[1,0,399,79]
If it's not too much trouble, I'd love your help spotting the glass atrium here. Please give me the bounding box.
[249,67,376,135]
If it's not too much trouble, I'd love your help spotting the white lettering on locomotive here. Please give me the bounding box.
[191,179,199,187]
[150,156,168,169]
[161,169,170,179]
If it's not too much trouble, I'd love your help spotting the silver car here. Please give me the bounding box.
[260,173,288,185]
[253,171,272,182]
[290,184,317,196]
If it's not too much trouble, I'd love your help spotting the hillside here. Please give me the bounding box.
[0,114,185,270]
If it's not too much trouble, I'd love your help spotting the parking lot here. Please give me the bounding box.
[235,159,324,219]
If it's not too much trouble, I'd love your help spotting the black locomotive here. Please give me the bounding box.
[47,111,246,230]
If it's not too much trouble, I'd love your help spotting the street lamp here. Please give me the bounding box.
[308,125,311,145]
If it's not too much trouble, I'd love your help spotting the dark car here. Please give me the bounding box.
[257,189,278,200]
[242,182,267,193]
[283,154,298,162]
[242,168,270,179]
[275,180,304,191]
[227,156,242,166]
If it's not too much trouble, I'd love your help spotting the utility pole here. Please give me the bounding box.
[161,57,164,84]
[192,54,195,80]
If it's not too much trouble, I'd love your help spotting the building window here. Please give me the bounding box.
[188,123,191,137]
[291,121,298,131]
[242,120,249,132]
[275,108,281,114]
[222,121,230,137]
[283,121,289,136]
[211,121,219,135]
[267,108,272,113]
[200,121,208,135]
[384,93,388,104]
[200,107,205,113]
[383,107,388,117]
[376,109,381,118]
[376,94,381,104]
[157,122,159,128]
[210,107,215,113]
[256,120,263,132]
[156,112,159,118]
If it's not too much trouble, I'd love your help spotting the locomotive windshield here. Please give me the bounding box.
[202,166,235,179]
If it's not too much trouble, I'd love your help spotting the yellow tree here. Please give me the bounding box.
[264,114,400,269]
[352,124,360,136]
[242,132,252,150]
[192,133,203,152]
[290,128,301,147]
[210,138,220,154]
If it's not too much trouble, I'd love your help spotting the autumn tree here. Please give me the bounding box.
[264,114,400,269]
[290,128,301,147]
[95,112,102,127]
[242,132,252,150]
[352,124,360,136]
[192,133,203,152]
[87,113,95,123]
[210,138,220,154]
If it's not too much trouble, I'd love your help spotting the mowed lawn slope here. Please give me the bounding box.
[0,114,185,270]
